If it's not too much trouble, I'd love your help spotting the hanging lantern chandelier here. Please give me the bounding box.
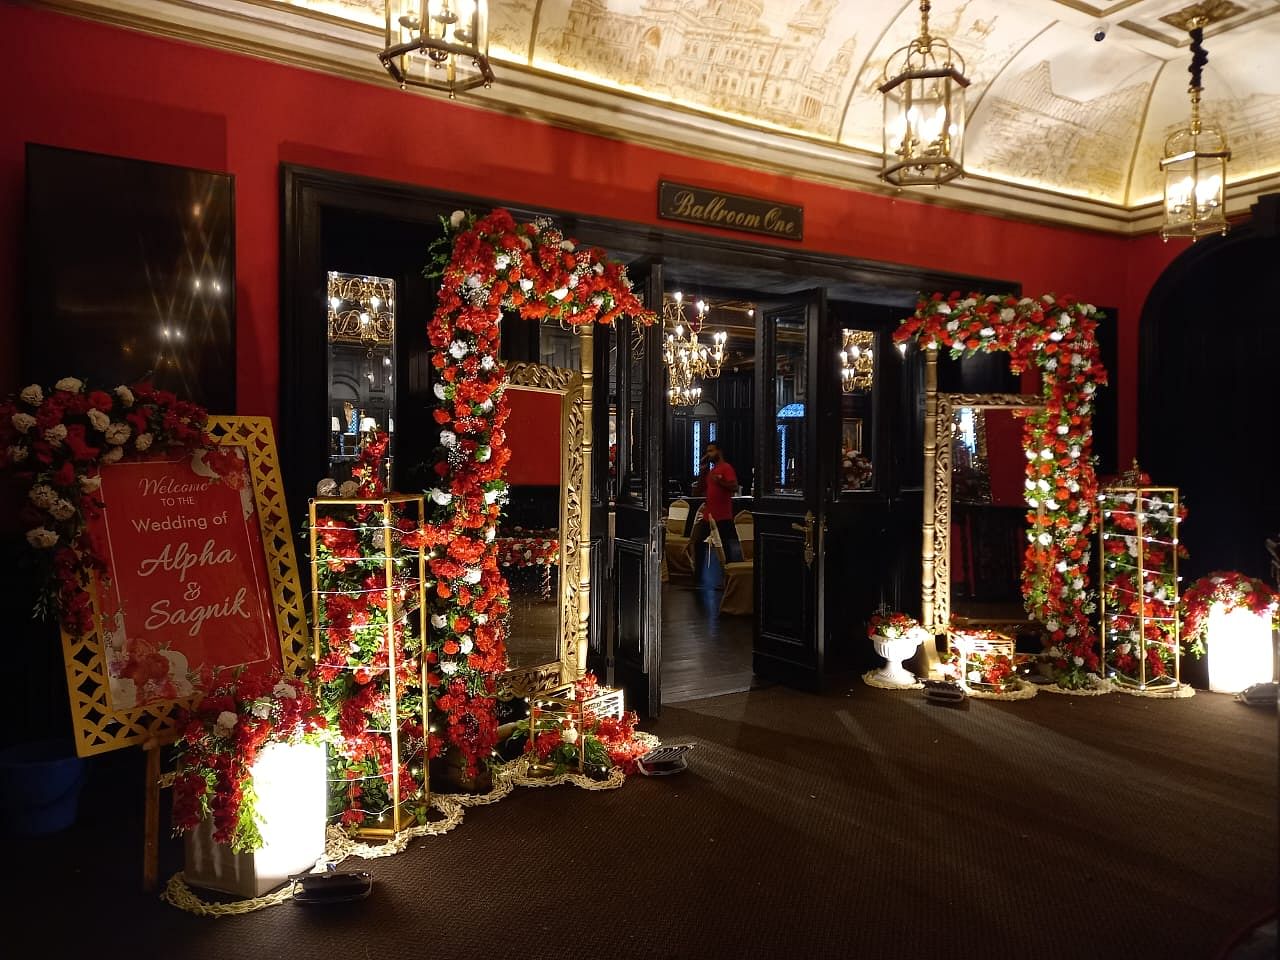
[839,329,875,393]
[379,1,494,99]
[662,292,727,408]
[879,1,970,187]
[1160,16,1231,241]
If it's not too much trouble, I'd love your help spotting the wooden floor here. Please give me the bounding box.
[660,552,755,705]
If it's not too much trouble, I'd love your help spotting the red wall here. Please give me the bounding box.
[0,5,1180,462]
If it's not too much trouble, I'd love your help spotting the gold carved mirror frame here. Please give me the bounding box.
[919,349,1043,670]
[499,359,588,700]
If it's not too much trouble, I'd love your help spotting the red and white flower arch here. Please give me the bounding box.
[895,293,1108,689]
[421,209,654,774]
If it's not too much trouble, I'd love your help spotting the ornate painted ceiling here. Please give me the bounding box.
[36,0,1280,231]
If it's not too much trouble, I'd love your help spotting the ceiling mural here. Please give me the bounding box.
[59,0,1280,224]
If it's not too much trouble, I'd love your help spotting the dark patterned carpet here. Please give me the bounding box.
[11,683,1277,959]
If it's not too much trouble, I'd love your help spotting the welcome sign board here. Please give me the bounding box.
[62,416,309,756]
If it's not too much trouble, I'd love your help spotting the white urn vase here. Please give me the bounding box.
[872,631,925,687]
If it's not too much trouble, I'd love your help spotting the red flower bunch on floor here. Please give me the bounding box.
[0,378,211,635]
[171,671,325,852]
[895,294,1108,689]
[946,629,1020,689]
[1181,571,1279,658]
[420,209,655,777]
[868,611,927,640]
[519,673,649,776]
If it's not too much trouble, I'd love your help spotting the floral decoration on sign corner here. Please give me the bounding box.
[416,208,656,778]
[171,670,326,852]
[0,378,215,635]
[895,293,1108,689]
[514,672,651,777]
[1181,571,1279,657]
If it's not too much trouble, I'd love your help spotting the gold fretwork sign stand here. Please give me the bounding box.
[1098,463,1183,692]
[310,494,429,839]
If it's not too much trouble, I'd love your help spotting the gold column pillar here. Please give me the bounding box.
[577,325,594,679]
[920,346,941,672]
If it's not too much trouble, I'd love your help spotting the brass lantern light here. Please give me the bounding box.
[879,1,970,187]
[379,1,494,99]
[1160,18,1231,241]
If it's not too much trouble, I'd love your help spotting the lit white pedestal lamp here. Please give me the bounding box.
[184,741,327,898]
[1207,602,1277,694]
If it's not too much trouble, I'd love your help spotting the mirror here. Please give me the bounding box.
[500,362,584,697]
[931,393,1044,633]
[325,271,395,486]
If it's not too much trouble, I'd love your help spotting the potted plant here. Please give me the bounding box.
[867,613,929,687]
[171,671,327,897]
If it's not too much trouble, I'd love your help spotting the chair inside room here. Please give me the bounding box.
[662,498,692,581]
[718,510,754,616]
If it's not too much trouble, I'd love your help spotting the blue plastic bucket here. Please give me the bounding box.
[0,740,86,838]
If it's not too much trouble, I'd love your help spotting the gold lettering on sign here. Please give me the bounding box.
[660,181,803,241]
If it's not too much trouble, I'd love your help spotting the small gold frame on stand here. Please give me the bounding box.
[527,683,625,775]
[1098,467,1182,691]
[309,494,429,838]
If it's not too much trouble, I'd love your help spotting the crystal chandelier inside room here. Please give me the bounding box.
[662,292,726,407]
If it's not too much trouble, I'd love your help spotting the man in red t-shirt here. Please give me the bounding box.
[686,442,743,580]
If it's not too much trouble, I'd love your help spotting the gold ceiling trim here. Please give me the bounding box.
[1159,0,1246,31]
[1123,59,1169,207]
[1120,3,1277,46]
[25,0,1278,236]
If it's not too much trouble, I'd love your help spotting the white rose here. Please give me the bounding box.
[439,430,457,448]
[114,385,135,407]
[494,254,510,270]
[550,287,569,301]
[936,303,952,315]
[215,711,238,731]
[945,320,960,332]
[101,446,124,464]
[483,489,500,504]
[449,210,466,229]
[1000,307,1015,322]
[338,480,359,497]
[134,432,153,452]
[979,326,995,337]
[44,424,68,445]
[29,484,57,509]
[54,377,84,393]
[7,445,27,462]
[479,398,494,412]
[449,340,469,358]
[1038,533,1053,545]
[48,499,76,521]
[561,726,580,745]
[251,699,272,719]
[463,567,482,584]
[19,385,43,406]
[430,488,453,506]
[86,409,110,432]
[440,661,459,675]
[26,527,59,549]
[559,240,575,252]
[967,670,982,683]
[431,614,448,629]
[272,680,298,699]
[476,445,491,462]
[460,636,474,654]
[1072,656,1084,667]
[433,383,447,400]
[480,356,495,371]
[475,614,488,625]
[485,527,496,542]
[105,423,131,445]
[519,278,534,293]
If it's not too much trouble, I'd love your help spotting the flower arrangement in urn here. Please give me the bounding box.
[171,671,326,852]
[867,612,929,686]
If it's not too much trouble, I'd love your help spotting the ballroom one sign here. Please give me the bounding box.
[658,181,803,241]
